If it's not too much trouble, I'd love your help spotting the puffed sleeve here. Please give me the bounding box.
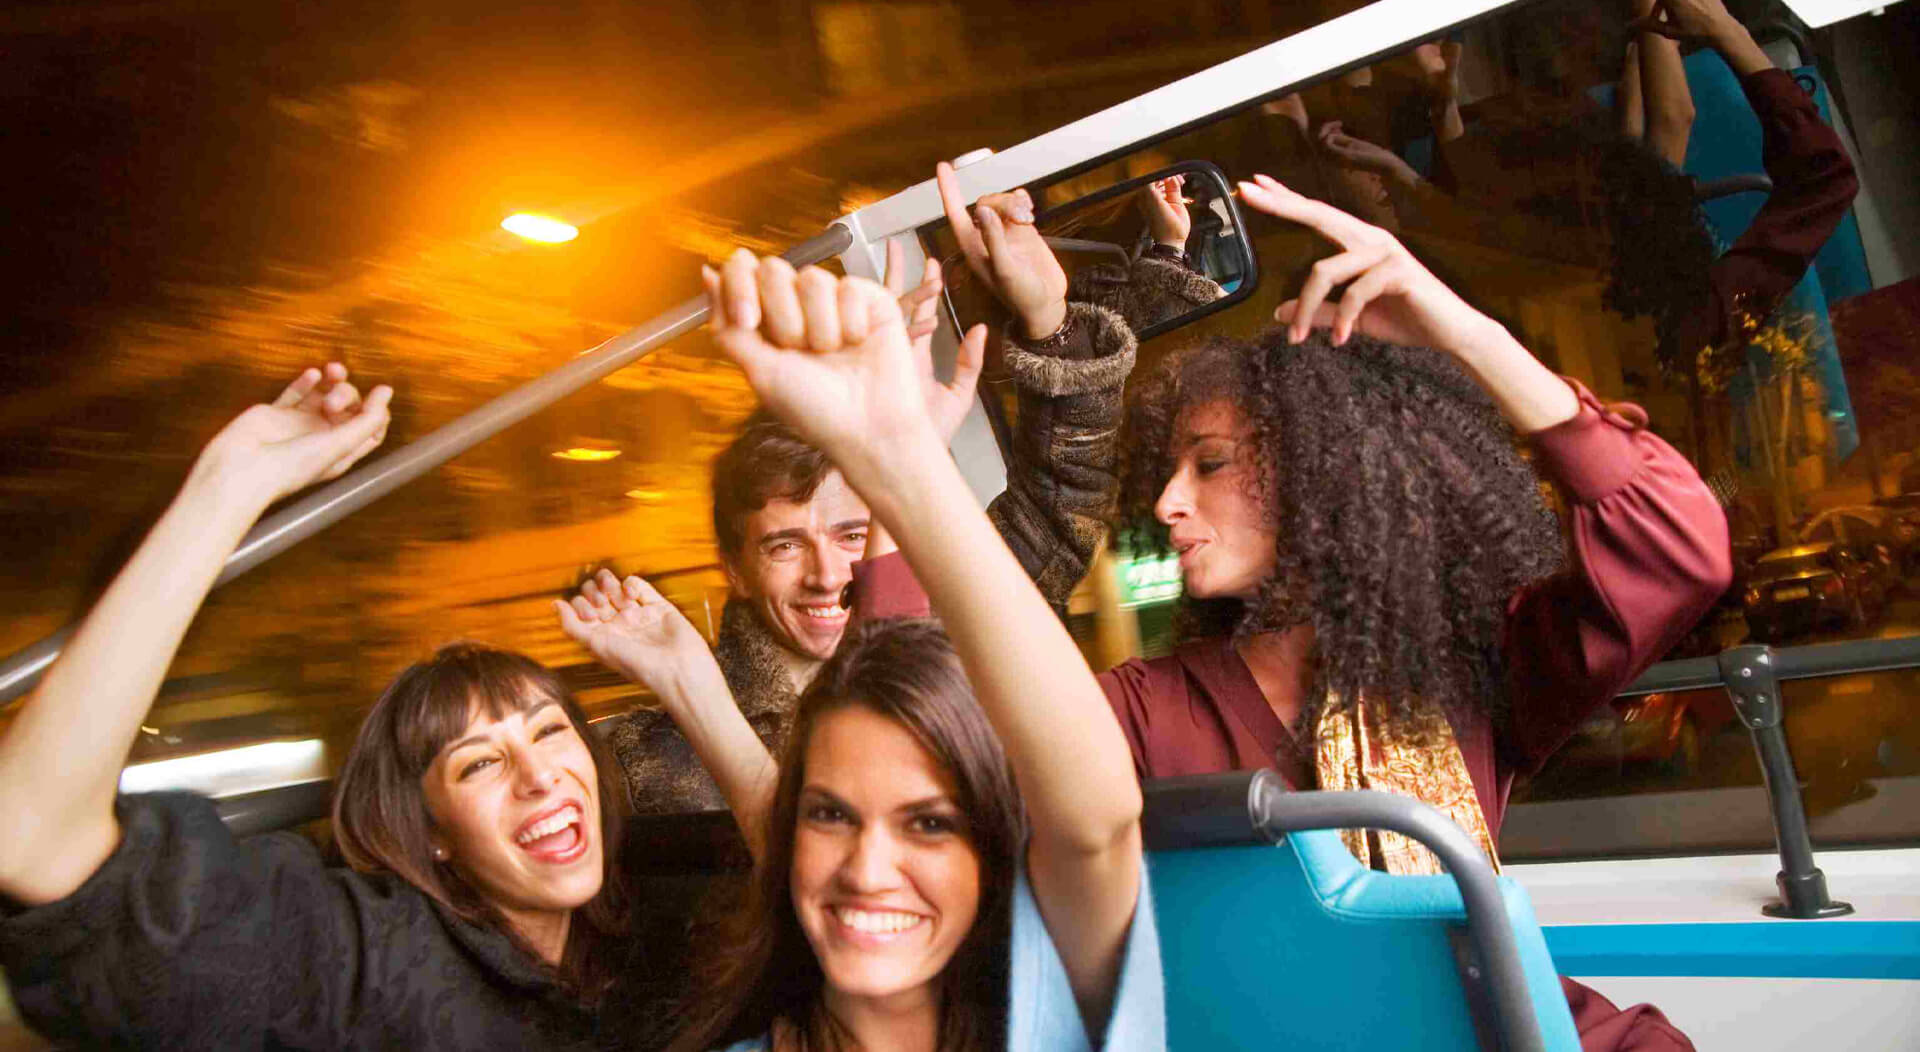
[0,792,416,1048]
[1501,382,1733,772]
[849,550,933,621]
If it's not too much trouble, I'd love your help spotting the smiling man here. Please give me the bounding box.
[606,412,871,814]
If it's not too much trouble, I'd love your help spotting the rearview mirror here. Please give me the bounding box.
[930,159,1259,345]
[1032,161,1258,342]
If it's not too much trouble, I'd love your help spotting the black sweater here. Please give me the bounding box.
[1,792,613,1050]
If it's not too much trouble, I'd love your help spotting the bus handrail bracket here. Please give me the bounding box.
[1716,644,1854,920]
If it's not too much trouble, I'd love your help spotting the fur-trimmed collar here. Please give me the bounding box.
[713,598,814,722]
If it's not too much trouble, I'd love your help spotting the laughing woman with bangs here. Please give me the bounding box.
[0,366,634,1050]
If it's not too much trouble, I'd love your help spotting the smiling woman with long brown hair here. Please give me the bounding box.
[0,366,633,1050]
[555,252,1163,1051]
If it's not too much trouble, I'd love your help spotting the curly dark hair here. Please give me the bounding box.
[1118,330,1566,734]
[1596,139,1715,367]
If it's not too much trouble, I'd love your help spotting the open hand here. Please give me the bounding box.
[555,570,716,697]
[704,249,989,473]
[193,363,392,505]
[884,238,983,445]
[1237,174,1498,355]
[1137,175,1191,252]
[936,161,1069,340]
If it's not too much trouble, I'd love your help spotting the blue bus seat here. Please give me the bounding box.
[1144,775,1581,1051]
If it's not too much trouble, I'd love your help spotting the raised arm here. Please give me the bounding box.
[705,250,1146,1032]
[1245,174,1580,433]
[1636,0,1859,350]
[1628,0,1696,166]
[936,163,1135,607]
[556,571,777,860]
[0,365,391,905]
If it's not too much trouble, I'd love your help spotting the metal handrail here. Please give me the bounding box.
[0,224,855,707]
[1612,633,1920,918]
[1618,633,1920,696]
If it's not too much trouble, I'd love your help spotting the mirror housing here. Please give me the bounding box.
[927,159,1260,349]
[1030,160,1260,343]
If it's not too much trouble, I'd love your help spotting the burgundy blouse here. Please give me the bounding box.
[853,382,1733,839]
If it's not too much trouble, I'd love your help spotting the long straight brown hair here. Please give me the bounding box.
[670,619,1028,1052]
[331,642,630,998]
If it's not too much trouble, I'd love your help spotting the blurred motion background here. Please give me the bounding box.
[2,0,1919,863]
[0,0,1378,762]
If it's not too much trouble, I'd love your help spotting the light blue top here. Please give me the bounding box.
[716,855,1164,1051]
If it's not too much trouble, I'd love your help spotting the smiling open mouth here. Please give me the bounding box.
[514,803,587,861]
[798,601,847,622]
[831,906,927,938]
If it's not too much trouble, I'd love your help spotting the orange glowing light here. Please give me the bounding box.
[552,447,622,462]
[502,213,579,243]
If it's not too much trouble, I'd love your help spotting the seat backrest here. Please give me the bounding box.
[1148,820,1580,1050]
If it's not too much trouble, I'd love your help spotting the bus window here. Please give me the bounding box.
[911,0,1920,862]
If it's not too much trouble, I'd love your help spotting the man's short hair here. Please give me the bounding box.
[711,411,834,559]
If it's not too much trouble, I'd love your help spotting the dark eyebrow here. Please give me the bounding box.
[757,518,871,547]
[798,788,957,818]
[1177,431,1233,449]
[799,784,851,809]
[442,701,559,757]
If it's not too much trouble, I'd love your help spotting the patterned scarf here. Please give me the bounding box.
[1312,692,1501,876]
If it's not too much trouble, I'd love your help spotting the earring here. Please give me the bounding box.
[432,847,448,861]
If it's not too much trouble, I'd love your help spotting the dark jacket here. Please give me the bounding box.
[988,255,1222,606]
[602,599,802,815]
[0,793,614,1050]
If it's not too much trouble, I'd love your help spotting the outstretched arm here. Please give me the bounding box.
[556,571,776,860]
[706,251,1145,1033]
[0,365,391,905]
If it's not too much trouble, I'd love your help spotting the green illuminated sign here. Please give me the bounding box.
[1116,551,1183,608]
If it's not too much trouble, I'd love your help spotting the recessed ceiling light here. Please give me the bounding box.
[501,213,579,244]
[552,447,622,462]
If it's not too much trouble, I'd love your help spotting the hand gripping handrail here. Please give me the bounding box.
[1143,770,1549,1052]
[0,224,855,706]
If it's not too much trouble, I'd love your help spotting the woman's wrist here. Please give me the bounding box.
[841,425,953,527]
[177,458,276,534]
[1019,299,1070,342]
[1708,15,1772,74]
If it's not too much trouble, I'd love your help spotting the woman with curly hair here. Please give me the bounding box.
[873,171,1732,1051]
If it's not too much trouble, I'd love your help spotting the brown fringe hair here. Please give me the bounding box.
[331,642,630,999]
[670,619,1027,1052]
